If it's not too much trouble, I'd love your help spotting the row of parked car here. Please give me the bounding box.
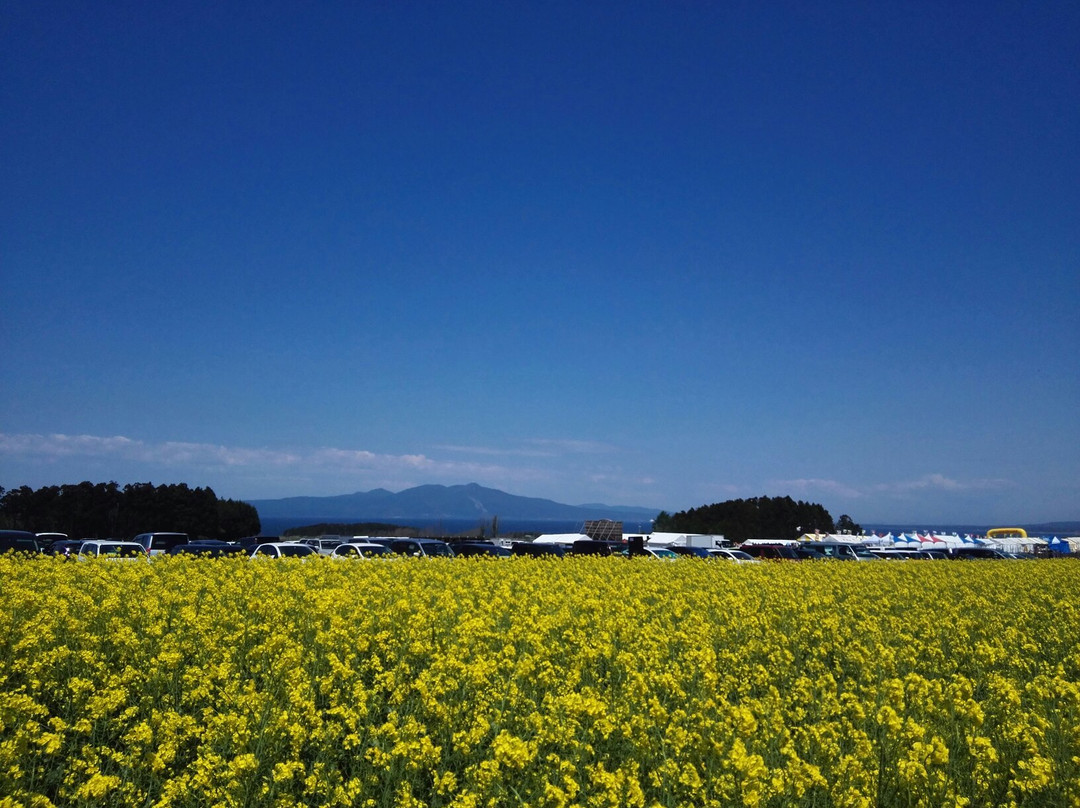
[737,541,1024,561]
[0,530,1019,562]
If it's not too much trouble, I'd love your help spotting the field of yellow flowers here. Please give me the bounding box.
[1,555,1078,808]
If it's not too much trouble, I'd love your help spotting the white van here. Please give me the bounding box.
[78,541,145,560]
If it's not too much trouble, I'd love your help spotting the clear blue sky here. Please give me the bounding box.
[3,1,1078,525]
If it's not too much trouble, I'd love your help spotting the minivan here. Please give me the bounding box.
[386,538,454,557]
[0,530,40,554]
[132,532,190,556]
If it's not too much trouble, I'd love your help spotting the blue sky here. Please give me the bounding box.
[2,1,1078,524]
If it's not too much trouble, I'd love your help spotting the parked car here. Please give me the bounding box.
[299,537,347,555]
[450,541,511,558]
[739,544,801,561]
[132,532,190,556]
[569,539,616,557]
[330,542,392,559]
[384,538,454,558]
[950,547,1010,560]
[36,532,68,552]
[668,545,713,559]
[801,541,879,561]
[0,530,40,554]
[78,541,145,560]
[870,548,918,560]
[510,542,567,558]
[249,542,316,559]
[236,535,280,551]
[170,540,246,558]
[709,548,759,563]
[642,547,678,560]
[50,539,87,558]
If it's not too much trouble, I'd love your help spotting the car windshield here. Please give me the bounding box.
[726,550,753,560]
[278,545,314,557]
[652,549,678,558]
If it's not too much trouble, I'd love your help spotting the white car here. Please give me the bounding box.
[298,537,346,556]
[330,542,392,559]
[78,541,146,560]
[709,548,760,564]
[249,542,317,559]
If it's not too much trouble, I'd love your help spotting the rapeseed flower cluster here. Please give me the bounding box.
[1,555,1078,807]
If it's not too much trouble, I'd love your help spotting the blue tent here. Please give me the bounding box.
[1048,536,1070,554]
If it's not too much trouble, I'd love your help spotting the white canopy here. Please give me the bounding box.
[532,533,589,545]
[645,532,688,547]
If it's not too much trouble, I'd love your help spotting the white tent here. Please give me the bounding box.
[532,533,589,545]
[645,532,688,547]
[799,533,874,545]
[982,535,1048,554]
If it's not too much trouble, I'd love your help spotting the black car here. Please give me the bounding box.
[236,535,280,551]
[386,539,454,557]
[451,542,511,557]
[510,542,567,558]
[50,539,86,558]
[170,540,246,558]
[740,544,801,561]
[950,547,1010,560]
[0,530,40,554]
[569,539,617,556]
[669,546,712,559]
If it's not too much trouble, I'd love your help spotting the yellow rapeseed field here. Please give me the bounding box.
[1,555,1078,807]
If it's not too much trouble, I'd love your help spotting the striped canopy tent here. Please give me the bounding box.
[930,533,971,548]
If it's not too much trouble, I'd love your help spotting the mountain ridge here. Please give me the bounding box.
[247,483,660,522]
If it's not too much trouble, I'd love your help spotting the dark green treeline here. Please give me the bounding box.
[654,495,838,542]
[0,482,260,540]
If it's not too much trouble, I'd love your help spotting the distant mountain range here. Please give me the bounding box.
[247,483,660,523]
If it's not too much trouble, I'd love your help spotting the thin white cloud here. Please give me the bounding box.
[525,438,620,455]
[433,438,621,459]
[774,478,865,499]
[773,473,1013,501]
[0,433,301,468]
[0,432,552,495]
[872,473,1012,494]
[432,444,556,458]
